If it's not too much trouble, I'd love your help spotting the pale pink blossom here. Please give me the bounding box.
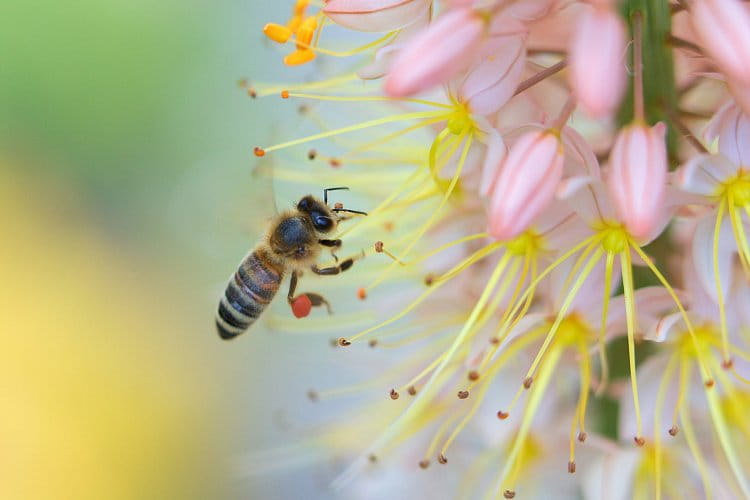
[384,7,485,96]
[456,20,527,115]
[607,122,668,241]
[323,0,432,32]
[689,0,750,87]
[568,5,627,119]
[487,129,564,240]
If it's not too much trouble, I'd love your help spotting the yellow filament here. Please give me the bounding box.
[713,200,732,363]
[424,412,462,462]
[291,29,398,57]
[679,390,713,500]
[375,316,461,349]
[397,351,450,395]
[254,72,360,97]
[471,257,523,340]
[703,378,750,497]
[671,357,688,431]
[499,346,564,495]
[654,353,680,500]
[286,92,453,109]
[338,117,449,161]
[596,251,615,396]
[261,110,445,153]
[568,406,578,466]
[557,235,602,303]
[523,247,603,384]
[439,371,493,457]
[630,244,714,384]
[728,197,750,273]
[345,242,503,343]
[494,236,600,348]
[621,248,644,441]
[577,339,591,435]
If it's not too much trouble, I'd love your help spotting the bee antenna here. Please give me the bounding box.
[323,186,349,204]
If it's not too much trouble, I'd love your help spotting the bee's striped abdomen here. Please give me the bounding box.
[216,249,283,340]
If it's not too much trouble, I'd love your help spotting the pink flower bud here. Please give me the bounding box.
[607,122,668,241]
[568,5,627,119]
[384,8,485,97]
[458,21,527,116]
[689,0,750,87]
[487,130,564,240]
[324,0,432,32]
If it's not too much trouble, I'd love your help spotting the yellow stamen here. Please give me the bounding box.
[679,391,713,499]
[713,200,732,365]
[263,23,293,43]
[621,248,644,444]
[596,251,615,396]
[653,353,679,500]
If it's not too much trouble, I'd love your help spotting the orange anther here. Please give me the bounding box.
[284,49,316,66]
[287,15,303,33]
[357,287,367,300]
[281,90,290,99]
[263,23,292,44]
[254,147,265,157]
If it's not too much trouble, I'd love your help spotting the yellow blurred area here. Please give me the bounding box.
[0,162,226,499]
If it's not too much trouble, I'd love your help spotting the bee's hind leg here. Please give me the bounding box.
[287,271,333,317]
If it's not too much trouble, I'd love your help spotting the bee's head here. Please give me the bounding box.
[296,195,336,233]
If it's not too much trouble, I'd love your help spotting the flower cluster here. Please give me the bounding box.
[247,0,750,498]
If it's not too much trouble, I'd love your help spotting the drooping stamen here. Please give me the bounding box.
[712,200,733,365]
[284,92,453,109]
[679,389,713,499]
[596,251,616,396]
[621,248,645,445]
[653,353,680,500]
[576,338,592,442]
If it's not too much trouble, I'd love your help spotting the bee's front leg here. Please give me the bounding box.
[318,238,342,262]
[311,250,365,275]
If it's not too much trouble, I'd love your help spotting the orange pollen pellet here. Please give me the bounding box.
[357,288,367,300]
[254,147,265,157]
[263,23,293,44]
[390,389,399,400]
[281,90,290,99]
[457,390,469,399]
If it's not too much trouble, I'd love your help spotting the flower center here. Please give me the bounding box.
[506,230,543,256]
[598,222,630,253]
[719,169,750,207]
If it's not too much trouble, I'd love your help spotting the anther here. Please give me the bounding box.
[390,389,400,400]
[457,390,470,400]
[424,274,435,286]
[307,389,318,402]
[329,158,341,168]
[418,459,430,469]
[357,288,367,300]
[253,147,265,157]
[437,453,448,465]
[568,461,576,474]
[668,426,679,436]
[468,370,480,381]
[503,490,516,499]
[281,90,290,99]
[374,241,384,253]
[577,432,587,443]
[634,436,645,447]
[705,379,715,388]
[368,453,378,463]
[307,149,316,160]
[497,410,509,420]
[338,337,351,347]
[489,337,500,345]
[407,386,417,396]
[368,339,378,348]
[334,202,344,210]
[523,377,534,389]
[721,359,734,370]
[248,88,257,98]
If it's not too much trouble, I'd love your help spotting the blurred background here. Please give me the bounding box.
[0,1,360,497]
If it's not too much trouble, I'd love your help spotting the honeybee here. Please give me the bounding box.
[216,187,367,340]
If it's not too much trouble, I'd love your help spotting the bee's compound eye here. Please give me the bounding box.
[313,215,333,231]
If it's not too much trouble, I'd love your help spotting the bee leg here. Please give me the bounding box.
[305,293,333,314]
[319,239,342,262]
[287,271,300,303]
[311,250,365,275]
